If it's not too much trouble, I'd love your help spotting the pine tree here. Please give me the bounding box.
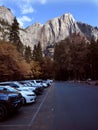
[9,17,24,54]
[24,46,32,62]
[36,42,43,62]
[88,39,98,79]
[33,44,37,61]
[33,42,43,62]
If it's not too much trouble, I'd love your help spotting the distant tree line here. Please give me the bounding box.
[54,33,98,80]
[0,40,54,81]
[0,17,98,81]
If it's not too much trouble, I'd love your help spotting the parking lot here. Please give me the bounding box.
[1,81,98,130]
[0,85,53,130]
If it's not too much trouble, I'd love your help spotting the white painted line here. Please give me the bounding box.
[28,87,51,126]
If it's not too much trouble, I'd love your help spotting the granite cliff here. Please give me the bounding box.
[0,6,98,52]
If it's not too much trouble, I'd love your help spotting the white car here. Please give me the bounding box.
[35,80,48,88]
[19,80,44,95]
[30,80,43,87]
[19,81,36,92]
[18,90,36,104]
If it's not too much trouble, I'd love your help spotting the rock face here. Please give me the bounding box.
[0,6,14,41]
[77,22,98,40]
[0,6,14,25]
[39,13,81,49]
[24,13,81,50]
[0,6,98,52]
[24,23,43,49]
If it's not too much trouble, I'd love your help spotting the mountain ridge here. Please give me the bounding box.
[0,6,98,52]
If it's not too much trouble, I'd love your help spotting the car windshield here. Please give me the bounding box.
[7,87,18,92]
[0,86,18,92]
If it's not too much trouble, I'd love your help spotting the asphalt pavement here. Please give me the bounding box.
[0,82,98,130]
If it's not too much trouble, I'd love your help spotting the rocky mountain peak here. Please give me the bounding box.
[61,13,75,22]
[20,13,79,50]
[40,12,80,49]
[26,23,43,33]
[0,6,98,55]
[0,6,14,25]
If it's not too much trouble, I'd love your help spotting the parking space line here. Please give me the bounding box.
[28,86,51,126]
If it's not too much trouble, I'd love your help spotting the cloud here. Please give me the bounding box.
[38,0,47,4]
[15,0,47,6]
[16,0,47,15]
[20,5,34,14]
[21,0,47,4]
[18,0,35,14]
[17,16,32,27]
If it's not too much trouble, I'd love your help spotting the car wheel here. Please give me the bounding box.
[0,104,8,121]
[22,98,26,104]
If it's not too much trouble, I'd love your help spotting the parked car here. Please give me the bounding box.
[45,79,53,86]
[21,80,44,95]
[0,86,23,121]
[34,80,48,88]
[31,80,44,88]
[18,81,36,93]
[0,85,36,104]
[18,90,36,104]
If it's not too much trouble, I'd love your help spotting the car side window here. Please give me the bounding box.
[0,87,7,91]
[11,85,18,88]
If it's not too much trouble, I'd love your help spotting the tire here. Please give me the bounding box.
[22,98,26,105]
[0,104,8,121]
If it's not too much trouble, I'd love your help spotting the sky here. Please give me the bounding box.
[0,0,98,28]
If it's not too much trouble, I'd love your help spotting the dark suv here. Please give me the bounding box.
[0,86,23,121]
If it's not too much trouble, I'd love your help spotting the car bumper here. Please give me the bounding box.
[25,96,36,103]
